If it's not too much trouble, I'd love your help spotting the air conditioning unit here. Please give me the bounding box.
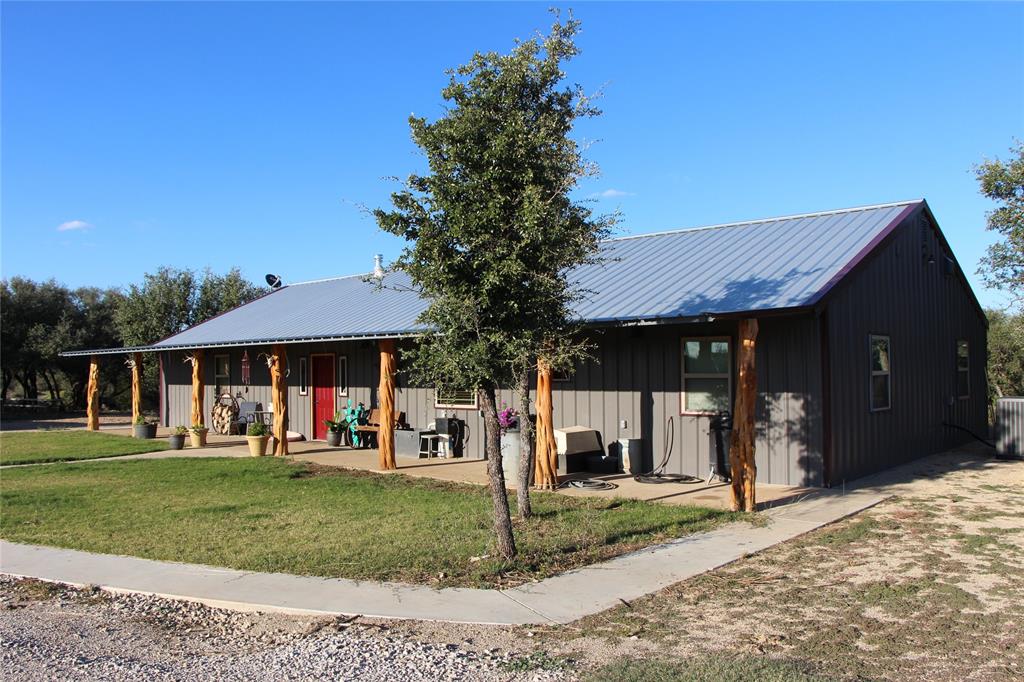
[995,397,1024,460]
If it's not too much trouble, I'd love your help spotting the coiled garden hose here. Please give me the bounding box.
[634,416,703,485]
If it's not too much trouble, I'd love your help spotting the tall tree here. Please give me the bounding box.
[375,14,611,556]
[986,308,1024,406]
[976,140,1024,312]
[114,266,263,400]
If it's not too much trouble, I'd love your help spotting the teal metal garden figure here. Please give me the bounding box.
[343,399,369,447]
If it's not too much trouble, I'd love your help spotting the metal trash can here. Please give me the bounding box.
[708,412,732,481]
[618,438,644,474]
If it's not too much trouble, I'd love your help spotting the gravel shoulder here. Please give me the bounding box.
[0,577,567,681]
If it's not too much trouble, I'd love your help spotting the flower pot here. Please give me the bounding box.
[501,428,531,485]
[168,434,186,450]
[133,423,157,439]
[189,430,208,448]
[326,430,343,447]
[246,434,270,457]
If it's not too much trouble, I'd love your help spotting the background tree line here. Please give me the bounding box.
[976,141,1024,409]
[1,267,263,412]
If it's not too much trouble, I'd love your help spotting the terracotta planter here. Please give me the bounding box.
[189,429,208,448]
[168,434,186,450]
[133,423,157,439]
[326,430,343,447]
[246,435,270,457]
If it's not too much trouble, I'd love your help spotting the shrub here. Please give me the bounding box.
[247,422,269,437]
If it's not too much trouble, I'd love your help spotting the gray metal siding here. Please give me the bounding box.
[824,209,988,483]
[162,322,825,485]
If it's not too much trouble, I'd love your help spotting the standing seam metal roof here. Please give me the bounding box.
[64,201,923,355]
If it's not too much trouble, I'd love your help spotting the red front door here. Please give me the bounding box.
[311,355,335,440]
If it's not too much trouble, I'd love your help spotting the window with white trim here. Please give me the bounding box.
[681,338,731,413]
[870,335,891,411]
[337,356,348,396]
[214,354,230,397]
[435,388,478,409]
[956,340,969,399]
[298,357,308,396]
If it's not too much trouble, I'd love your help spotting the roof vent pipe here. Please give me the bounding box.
[373,254,385,279]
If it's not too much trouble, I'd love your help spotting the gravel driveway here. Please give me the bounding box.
[0,578,566,681]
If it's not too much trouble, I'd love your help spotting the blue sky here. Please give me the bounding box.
[2,2,1022,308]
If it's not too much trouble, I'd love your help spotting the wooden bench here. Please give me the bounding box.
[353,409,405,448]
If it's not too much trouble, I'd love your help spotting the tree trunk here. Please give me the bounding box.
[516,367,534,520]
[533,358,558,489]
[86,357,100,431]
[729,319,759,512]
[377,339,397,470]
[270,344,289,456]
[2,368,12,400]
[40,370,62,410]
[479,386,517,560]
[190,351,205,427]
[131,352,143,424]
[16,371,37,400]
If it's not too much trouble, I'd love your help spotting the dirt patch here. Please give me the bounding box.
[394,449,1024,681]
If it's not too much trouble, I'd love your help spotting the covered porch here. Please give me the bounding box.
[95,426,809,512]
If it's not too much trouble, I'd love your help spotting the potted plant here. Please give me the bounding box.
[132,415,158,439]
[189,422,209,448]
[245,421,270,456]
[168,425,187,450]
[323,412,347,447]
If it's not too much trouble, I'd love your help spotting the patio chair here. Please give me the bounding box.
[231,402,261,435]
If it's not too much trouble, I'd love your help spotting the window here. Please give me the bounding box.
[870,335,891,411]
[337,356,348,396]
[681,337,731,413]
[956,340,970,399]
[435,387,478,409]
[214,354,230,397]
[298,357,308,396]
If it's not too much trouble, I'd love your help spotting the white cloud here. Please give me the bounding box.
[56,219,92,232]
[590,189,635,199]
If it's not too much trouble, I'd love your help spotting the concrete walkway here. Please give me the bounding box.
[0,485,887,625]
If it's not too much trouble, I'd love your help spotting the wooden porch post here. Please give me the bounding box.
[190,350,205,427]
[270,344,289,456]
[533,357,558,489]
[131,352,143,425]
[378,339,397,470]
[729,319,759,512]
[86,356,100,431]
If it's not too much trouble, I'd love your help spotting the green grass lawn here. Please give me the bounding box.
[0,457,732,587]
[0,430,168,465]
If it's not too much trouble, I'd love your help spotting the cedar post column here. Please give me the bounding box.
[270,344,289,456]
[131,352,143,425]
[190,350,205,428]
[533,357,558,489]
[378,339,397,470]
[86,356,100,431]
[729,319,759,512]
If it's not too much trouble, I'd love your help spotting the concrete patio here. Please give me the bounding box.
[55,426,813,512]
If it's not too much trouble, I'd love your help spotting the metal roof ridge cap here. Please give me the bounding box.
[287,271,377,286]
[603,199,924,243]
